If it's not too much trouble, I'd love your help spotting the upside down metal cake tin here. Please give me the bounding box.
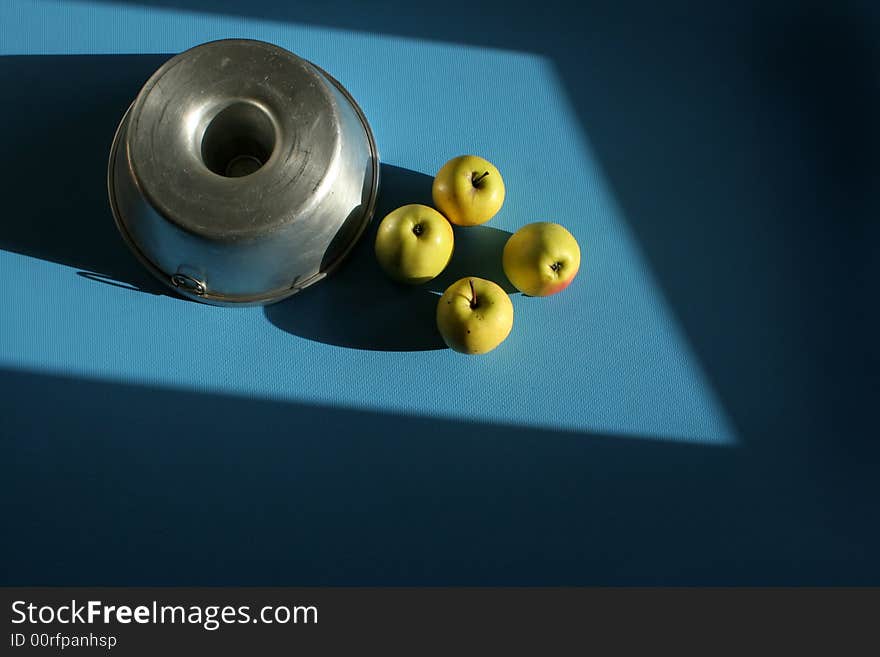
[108,39,380,305]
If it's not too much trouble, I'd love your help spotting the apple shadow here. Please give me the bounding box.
[429,224,516,295]
[263,163,516,350]
[0,54,176,298]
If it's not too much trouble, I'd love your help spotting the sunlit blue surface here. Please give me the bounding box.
[0,0,734,444]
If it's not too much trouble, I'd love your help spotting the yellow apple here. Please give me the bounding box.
[502,222,581,296]
[432,155,505,226]
[374,204,454,284]
[436,277,513,354]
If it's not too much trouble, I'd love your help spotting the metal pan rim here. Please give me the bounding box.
[107,57,380,307]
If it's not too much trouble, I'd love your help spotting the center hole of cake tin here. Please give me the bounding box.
[200,102,277,178]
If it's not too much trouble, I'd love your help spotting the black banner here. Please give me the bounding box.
[1,588,877,654]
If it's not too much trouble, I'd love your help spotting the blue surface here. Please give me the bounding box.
[1,0,878,584]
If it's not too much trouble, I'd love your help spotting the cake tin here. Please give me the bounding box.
[108,39,379,305]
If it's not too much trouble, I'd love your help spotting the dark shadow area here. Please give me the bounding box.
[264,164,445,351]
[430,225,515,295]
[548,2,880,465]
[1,367,878,585]
[87,0,568,51]
[264,164,514,350]
[0,54,173,296]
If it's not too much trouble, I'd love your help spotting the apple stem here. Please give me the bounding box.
[472,171,490,187]
[469,279,478,308]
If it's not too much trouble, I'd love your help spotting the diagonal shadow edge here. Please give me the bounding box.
[0,363,733,447]
[4,365,877,586]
